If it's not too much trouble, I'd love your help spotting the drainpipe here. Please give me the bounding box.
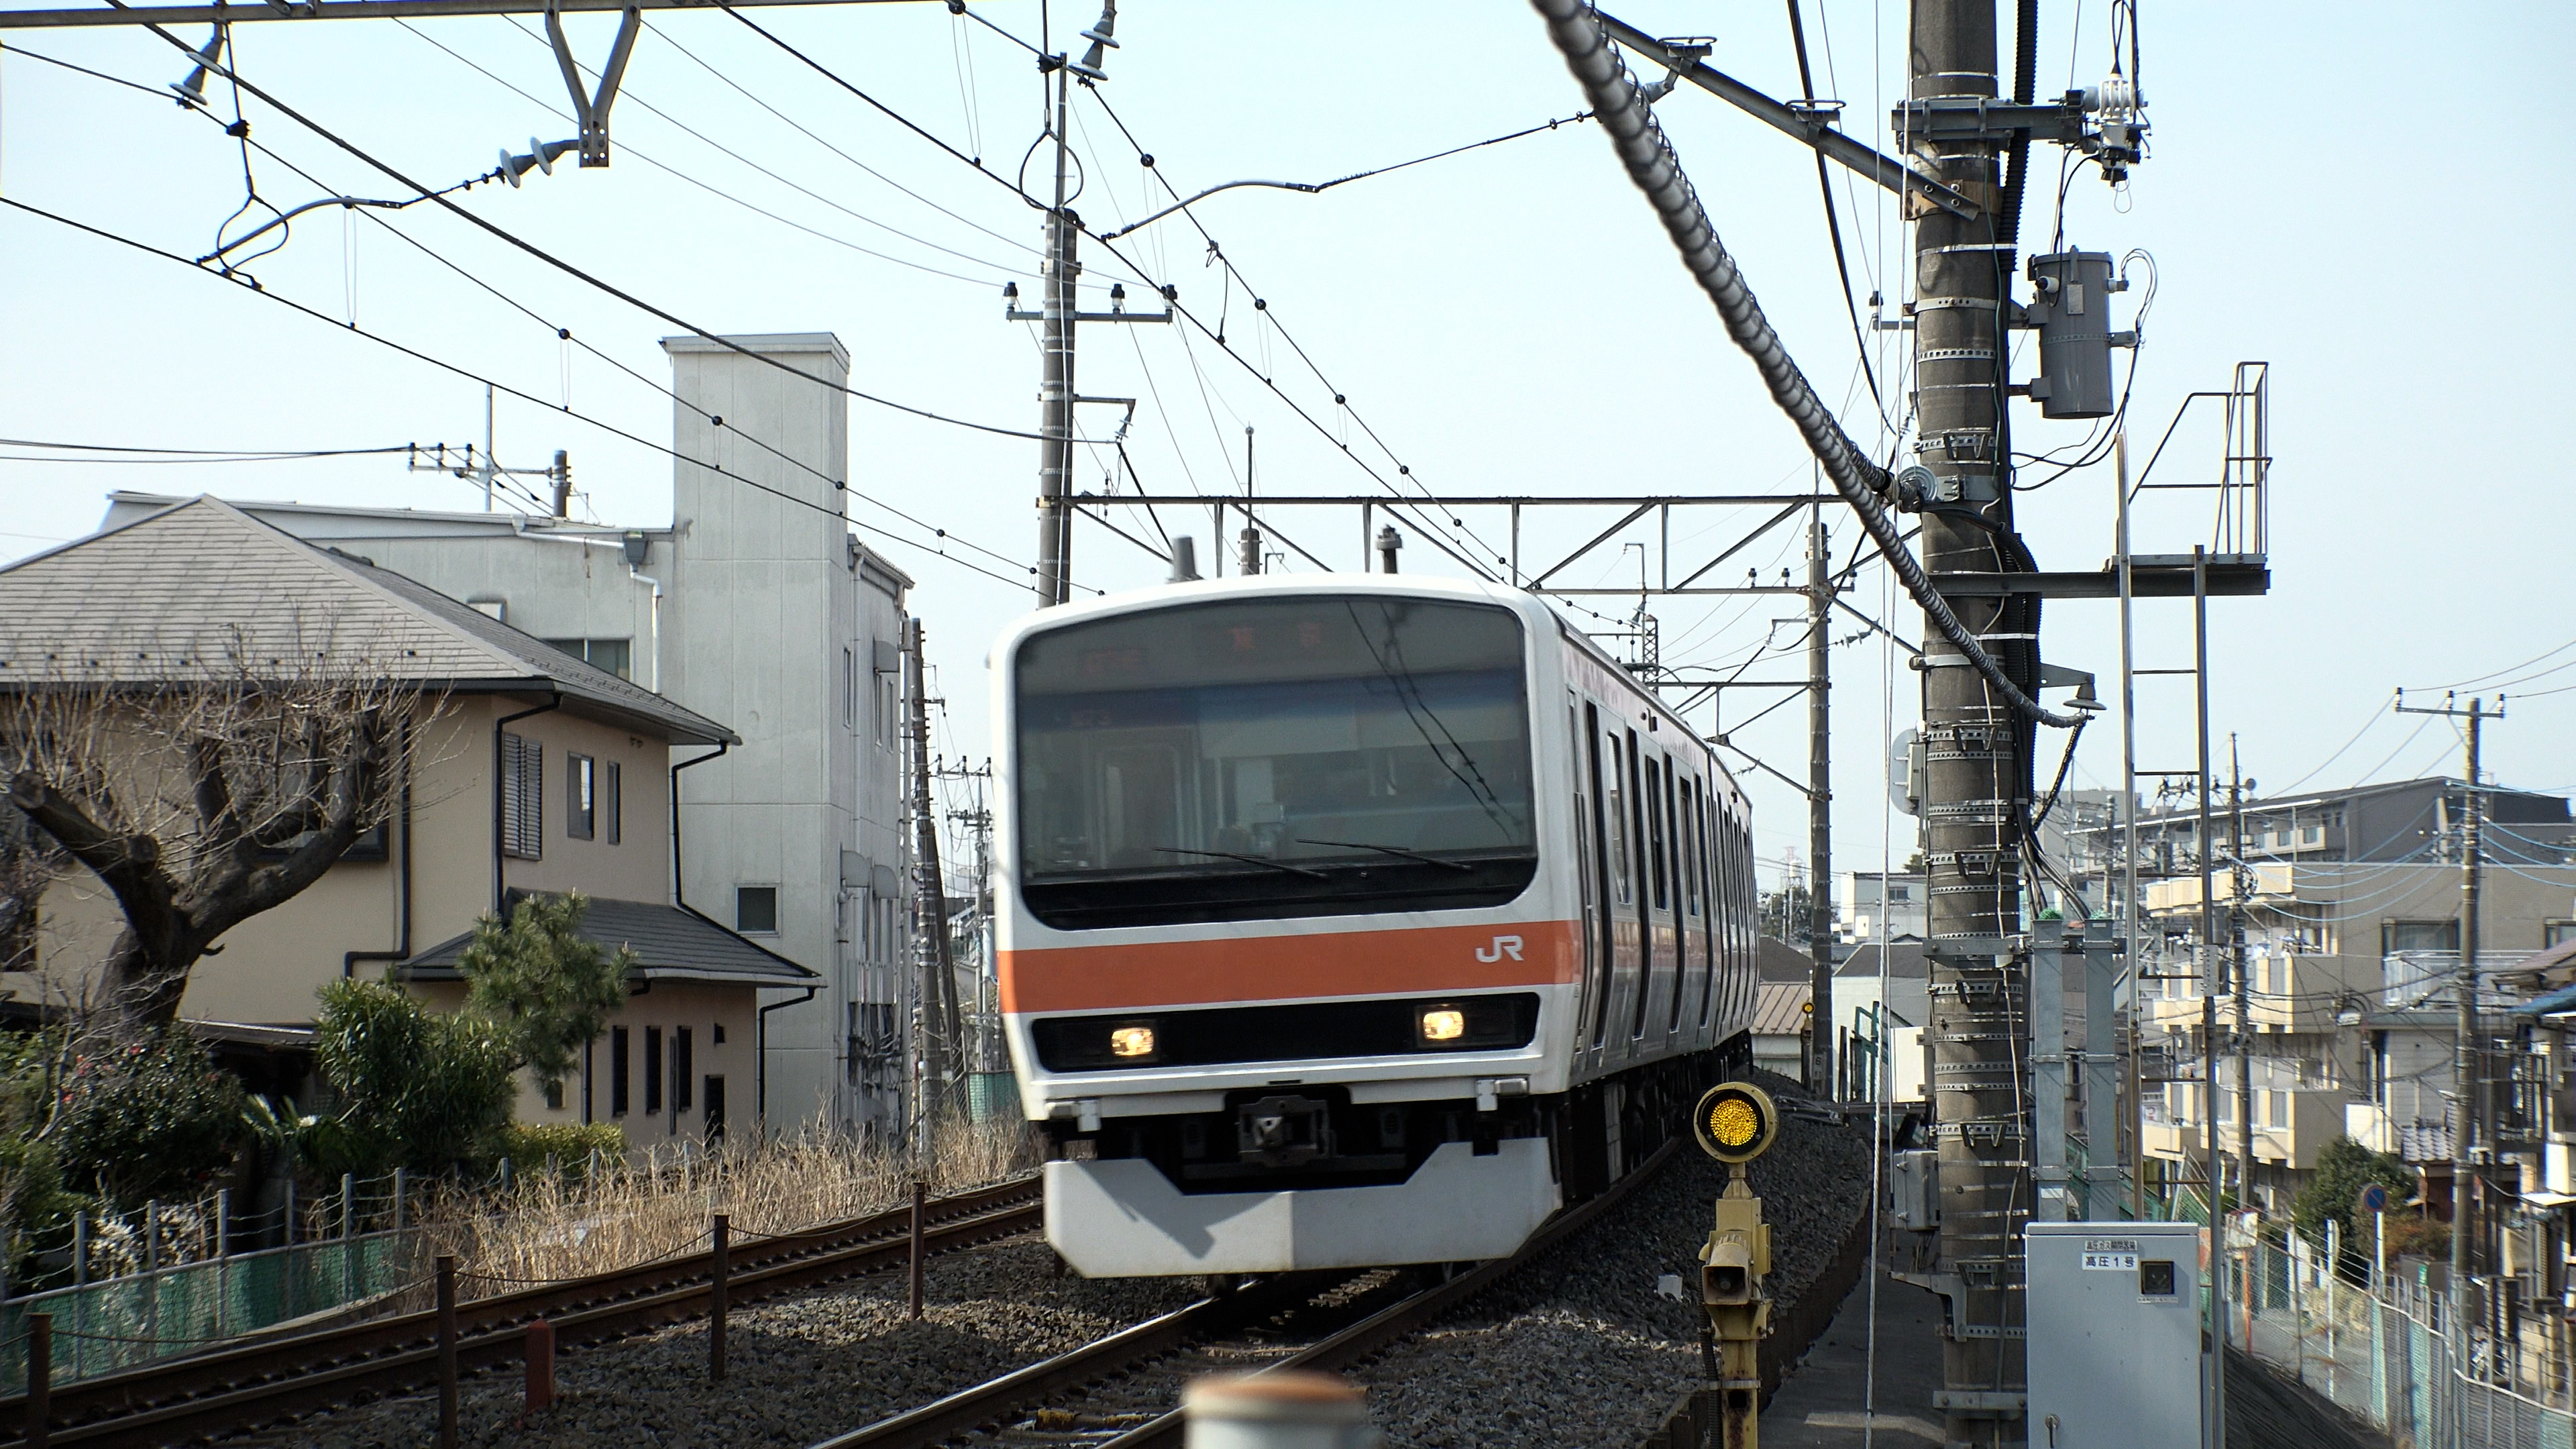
[512,523,664,693]
[759,983,818,1122]
[342,716,415,979]
[669,742,729,925]
[494,695,563,912]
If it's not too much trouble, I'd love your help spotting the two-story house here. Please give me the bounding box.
[0,496,816,1140]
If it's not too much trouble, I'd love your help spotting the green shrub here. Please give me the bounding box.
[502,1121,627,1181]
[314,979,519,1177]
[52,1027,246,1209]
[2291,1134,2417,1250]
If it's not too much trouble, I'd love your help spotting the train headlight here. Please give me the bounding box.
[1108,1024,1158,1060]
[1418,1008,1466,1044]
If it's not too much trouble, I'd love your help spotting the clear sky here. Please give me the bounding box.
[5,1,2571,892]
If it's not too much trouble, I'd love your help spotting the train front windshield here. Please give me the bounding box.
[1014,596,1538,929]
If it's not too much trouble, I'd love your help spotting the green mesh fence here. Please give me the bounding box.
[0,1228,428,1392]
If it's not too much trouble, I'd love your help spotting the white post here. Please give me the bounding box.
[2376,1210,2387,1295]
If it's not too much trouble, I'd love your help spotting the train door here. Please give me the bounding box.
[1625,729,1652,1040]
[1596,719,1633,1051]
[1572,699,1605,1064]
[1682,772,1713,1034]
[1696,785,1718,1028]
[1663,761,1688,1034]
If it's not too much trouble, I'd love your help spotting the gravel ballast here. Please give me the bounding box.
[234,1240,1199,1449]
[230,1071,1874,1449]
[1364,1070,1876,1448]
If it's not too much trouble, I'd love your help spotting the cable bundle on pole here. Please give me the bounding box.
[1528,0,2078,729]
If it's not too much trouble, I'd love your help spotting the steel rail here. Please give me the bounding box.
[0,1177,1040,1448]
[805,1137,1682,1449]
[1098,1137,1684,1449]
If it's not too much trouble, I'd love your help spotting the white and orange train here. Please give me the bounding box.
[992,574,1764,1277]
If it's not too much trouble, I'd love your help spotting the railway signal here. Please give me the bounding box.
[1688,1081,1778,1448]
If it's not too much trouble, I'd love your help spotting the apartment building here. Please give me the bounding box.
[2125,776,2576,1213]
[101,333,920,1134]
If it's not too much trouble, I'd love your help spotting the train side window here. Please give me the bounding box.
[1601,731,1631,906]
[1645,756,1669,912]
[1696,789,1719,1025]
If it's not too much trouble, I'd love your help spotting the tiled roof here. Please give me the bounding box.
[402,896,817,987]
[0,496,733,746]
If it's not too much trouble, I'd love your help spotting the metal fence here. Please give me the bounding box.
[0,1226,427,1391]
[2224,1230,2576,1448]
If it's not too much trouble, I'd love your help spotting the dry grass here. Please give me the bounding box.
[419,1115,1036,1300]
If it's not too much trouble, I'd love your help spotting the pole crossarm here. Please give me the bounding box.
[0,0,928,26]
[1709,735,1816,801]
[1079,493,1821,507]
[1590,9,1982,220]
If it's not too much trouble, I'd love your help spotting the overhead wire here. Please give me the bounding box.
[394,17,1020,287]
[127,17,1055,444]
[0,193,1065,598]
[30,46,1062,588]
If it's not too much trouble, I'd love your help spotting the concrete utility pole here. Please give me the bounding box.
[2230,738,2252,1220]
[2395,690,2500,1321]
[1806,506,1833,1095]
[1014,5,1165,608]
[1909,4,2027,1438]
[1032,58,1077,608]
[904,618,962,1156]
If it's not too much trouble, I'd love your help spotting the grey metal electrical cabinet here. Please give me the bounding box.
[2026,1221,2207,1449]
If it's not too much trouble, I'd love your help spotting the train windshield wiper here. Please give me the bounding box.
[1152,847,1329,879]
[1293,838,1474,873]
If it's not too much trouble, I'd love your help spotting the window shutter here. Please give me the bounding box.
[500,733,543,859]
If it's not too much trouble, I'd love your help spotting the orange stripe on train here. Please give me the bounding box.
[1000,920,1582,1014]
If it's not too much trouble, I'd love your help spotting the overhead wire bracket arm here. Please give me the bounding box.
[1532,0,2077,728]
[1589,8,1980,221]
[547,0,640,166]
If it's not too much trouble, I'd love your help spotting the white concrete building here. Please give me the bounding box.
[103,333,916,1134]
[1836,870,1925,944]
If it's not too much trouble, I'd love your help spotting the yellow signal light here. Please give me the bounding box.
[1690,1081,1780,1165]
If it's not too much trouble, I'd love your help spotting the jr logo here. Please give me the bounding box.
[1474,934,1525,963]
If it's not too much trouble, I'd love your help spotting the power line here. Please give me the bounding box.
[154,25,1052,442]
[0,193,1071,598]
[35,45,1059,587]
[0,437,409,458]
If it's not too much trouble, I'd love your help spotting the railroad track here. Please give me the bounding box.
[812,1138,1684,1449]
[0,1177,1041,1448]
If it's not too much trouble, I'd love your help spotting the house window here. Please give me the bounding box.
[843,647,858,728]
[604,761,622,845]
[500,733,543,860]
[2269,1090,2290,1129]
[712,1022,725,1045]
[568,753,596,841]
[737,886,778,934]
[877,674,900,747]
[2302,826,2322,845]
[1887,885,1910,902]
[610,1027,631,1116]
[674,1028,694,1113]
[2547,921,2576,949]
[543,1079,564,1111]
[644,1026,664,1114]
[541,637,635,681]
[2384,919,2461,955]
